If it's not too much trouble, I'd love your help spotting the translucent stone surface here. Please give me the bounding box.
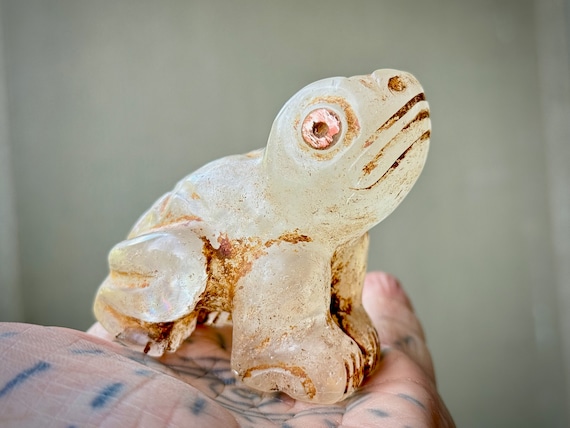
[93,69,430,403]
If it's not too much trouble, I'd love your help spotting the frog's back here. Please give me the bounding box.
[128,149,269,238]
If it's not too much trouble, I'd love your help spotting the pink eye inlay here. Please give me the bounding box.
[301,108,342,150]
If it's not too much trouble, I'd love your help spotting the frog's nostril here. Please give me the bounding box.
[387,75,407,92]
[370,69,419,92]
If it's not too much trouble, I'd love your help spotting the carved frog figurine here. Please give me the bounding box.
[93,69,430,404]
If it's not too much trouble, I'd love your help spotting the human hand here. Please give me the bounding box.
[0,272,454,427]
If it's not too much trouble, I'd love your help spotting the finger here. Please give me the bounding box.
[88,321,234,389]
[0,323,238,427]
[177,324,233,358]
[352,349,455,427]
[157,324,233,379]
[362,272,425,343]
[87,322,116,341]
[362,272,435,381]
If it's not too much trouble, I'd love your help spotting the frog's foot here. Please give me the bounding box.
[93,229,208,353]
[332,305,380,376]
[233,318,365,404]
[329,234,380,375]
[94,298,200,355]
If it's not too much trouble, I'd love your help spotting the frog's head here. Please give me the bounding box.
[263,69,430,239]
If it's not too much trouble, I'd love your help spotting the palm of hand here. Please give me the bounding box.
[151,324,451,427]
[0,273,454,427]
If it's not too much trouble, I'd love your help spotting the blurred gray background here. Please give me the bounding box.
[1,1,569,426]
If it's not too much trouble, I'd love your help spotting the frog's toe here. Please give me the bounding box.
[238,348,363,404]
[241,363,348,404]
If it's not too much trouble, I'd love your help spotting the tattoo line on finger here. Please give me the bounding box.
[393,335,416,351]
[207,386,294,423]
[69,348,106,355]
[345,392,369,411]
[397,393,426,411]
[0,361,51,398]
[345,384,393,420]
[90,382,124,409]
[167,361,236,386]
[324,419,338,428]
[133,368,154,377]
[369,408,390,418]
[190,396,208,415]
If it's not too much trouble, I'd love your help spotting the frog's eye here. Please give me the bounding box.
[301,108,342,150]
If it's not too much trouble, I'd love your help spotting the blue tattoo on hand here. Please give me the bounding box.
[91,382,124,409]
[0,361,51,398]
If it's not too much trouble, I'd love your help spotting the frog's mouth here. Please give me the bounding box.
[351,92,430,191]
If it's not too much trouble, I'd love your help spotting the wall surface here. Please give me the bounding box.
[0,1,568,426]
[535,0,570,424]
[0,3,22,322]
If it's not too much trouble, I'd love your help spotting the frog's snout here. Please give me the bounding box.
[350,69,430,193]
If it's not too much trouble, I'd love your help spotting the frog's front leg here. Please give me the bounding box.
[231,242,365,404]
[331,233,381,376]
[93,226,208,354]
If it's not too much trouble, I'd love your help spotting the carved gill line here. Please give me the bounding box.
[363,93,426,148]
[401,109,430,132]
[362,108,430,176]
[352,130,430,191]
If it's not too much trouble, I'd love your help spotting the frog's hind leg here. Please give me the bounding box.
[330,233,381,376]
[231,243,365,404]
[93,227,208,354]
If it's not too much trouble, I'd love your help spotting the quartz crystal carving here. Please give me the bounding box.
[93,69,430,404]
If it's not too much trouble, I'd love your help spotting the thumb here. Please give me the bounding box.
[362,272,435,381]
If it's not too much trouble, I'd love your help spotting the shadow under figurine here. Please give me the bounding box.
[93,69,430,404]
